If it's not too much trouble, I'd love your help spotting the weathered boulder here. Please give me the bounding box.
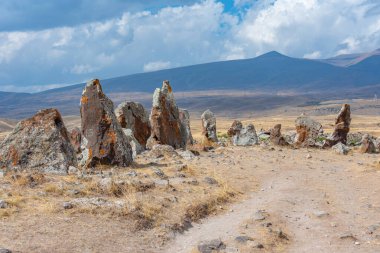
[347,132,364,146]
[294,116,323,147]
[269,124,288,146]
[375,137,380,151]
[122,129,143,158]
[179,109,194,146]
[80,79,133,168]
[324,104,351,147]
[332,142,350,155]
[0,108,77,174]
[228,121,258,146]
[147,81,186,149]
[70,127,82,153]
[360,134,376,154]
[115,101,151,148]
[201,109,218,144]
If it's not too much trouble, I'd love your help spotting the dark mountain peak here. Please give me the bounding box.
[260,51,286,58]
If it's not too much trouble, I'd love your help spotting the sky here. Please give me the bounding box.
[0,0,380,93]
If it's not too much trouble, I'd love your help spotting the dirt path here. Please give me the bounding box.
[164,147,380,253]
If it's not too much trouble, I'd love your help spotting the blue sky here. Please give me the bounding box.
[0,0,379,92]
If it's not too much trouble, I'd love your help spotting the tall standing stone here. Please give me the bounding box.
[115,101,151,148]
[70,127,82,153]
[270,124,288,146]
[147,81,186,149]
[0,108,77,174]
[80,79,133,168]
[323,104,351,147]
[294,116,323,147]
[179,109,194,146]
[201,109,218,144]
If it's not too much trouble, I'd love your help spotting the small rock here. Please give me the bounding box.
[313,210,329,218]
[354,241,360,245]
[68,166,78,175]
[197,239,226,253]
[63,202,73,210]
[339,232,356,240]
[247,241,264,249]
[127,171,138,177]
[204,177,218,185]
[277,230,289,240]
[235,236,254,244]
[0,200,8,209]
[0,248,12,253]
[153,168,166,178]
[332,142,350,155]
[368,224,380,234]
[178,150,196,160]
[253,210,266,221]
[0,171,4,178]
[306,154,312,159]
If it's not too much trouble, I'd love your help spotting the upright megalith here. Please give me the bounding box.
[147,81,186,149]
[0,108,77,174]
[294,116,323,147]
[115,101,151,148]
[201,109,218,144]
[227,120,258,146]
[179,109,194,146]
[70,127,82,154]
[323,104,351,147]
[269,124,288,146]
[80,79,133,168]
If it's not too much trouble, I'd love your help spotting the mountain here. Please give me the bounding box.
[320,48,380,67]
[1,50,380,119]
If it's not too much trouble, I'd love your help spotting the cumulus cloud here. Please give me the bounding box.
[143,61,171,72]
[0,0,380,92]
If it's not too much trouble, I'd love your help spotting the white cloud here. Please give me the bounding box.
[303,51,321,59]
[70,64,98,75]
[143,61,171,72]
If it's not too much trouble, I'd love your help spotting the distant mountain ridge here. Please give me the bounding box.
[1,49,380,119]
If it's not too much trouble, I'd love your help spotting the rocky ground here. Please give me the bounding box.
[1,141,380,252]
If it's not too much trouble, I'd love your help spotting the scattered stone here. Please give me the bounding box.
[269,124,288,146]
[247,241,264,249]
[127,171,138,177]
[228,121,258,146]
[0,108,77,174]
[359,134,376,154]
[70,127,82,153]
[277,230,289,240]
[197,239,226,253]
[179,109,194,146]
[68,166,78,175]
[153,168,166,178]
[323,104,351,147]
[178,150,196,160]
[201,109,218,144]
[306,154,312,159]
[235,236,254,244]
[294,116,323,147]
[204,177,218,185]
[368,224,380,234]
[375,137,380,151]
[147,81,186,149]
[313,210,329,218]
[63,202,73,210]
[253,210,266,221]
[332,142,350,155]
[0,248,12,253]
[0,200,7,209]
[151,144,179,158]
[115,101,151,148]
[80,79,133,168]
[0,171,4,178]
[339,232,357,240]
[347,132,364,146]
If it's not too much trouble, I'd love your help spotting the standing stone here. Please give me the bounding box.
[179,109,194,146]
[70,127,82,153]
[115,101,151,148]
[228,121,258,146]
[0,108,77,174]
[270,124,288,146]
[324,104,351,147]
[294,116,323,147]
[360,134,376,154]
[80,79,133,168]
[201,109,218,144]
[147,81,185,149]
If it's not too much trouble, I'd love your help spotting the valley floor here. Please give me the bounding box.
[1,145,380,252]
